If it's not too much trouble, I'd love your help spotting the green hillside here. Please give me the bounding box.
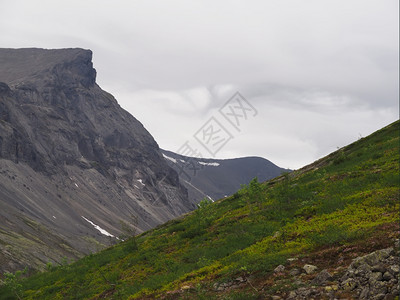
[1,120,399,299]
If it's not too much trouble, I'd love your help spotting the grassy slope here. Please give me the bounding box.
[1,120,399,299]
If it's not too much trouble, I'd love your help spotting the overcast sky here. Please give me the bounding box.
[0,0,398,169]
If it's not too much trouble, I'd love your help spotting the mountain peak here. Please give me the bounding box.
[0,48,192,272]
[0,48,96,88]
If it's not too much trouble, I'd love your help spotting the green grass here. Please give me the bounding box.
[0,120,399,299]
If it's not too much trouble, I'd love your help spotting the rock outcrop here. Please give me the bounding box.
[0,48,194,272]
[276,241,399,299]
[339,245,399,299]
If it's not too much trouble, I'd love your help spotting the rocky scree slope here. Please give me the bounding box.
[0,48,193,273]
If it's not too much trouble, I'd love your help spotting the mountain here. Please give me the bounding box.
[0,48,195,273]
[5,121,398,299]
[161,149,290,203]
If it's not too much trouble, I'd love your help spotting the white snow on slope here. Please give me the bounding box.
[199,161,220,167]
[82,216,115,238]
[162,153,177,163]
[137,179,145,186]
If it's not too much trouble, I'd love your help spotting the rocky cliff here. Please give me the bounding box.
[0,48,194,272]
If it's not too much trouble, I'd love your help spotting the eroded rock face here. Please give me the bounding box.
[0,48,194,272]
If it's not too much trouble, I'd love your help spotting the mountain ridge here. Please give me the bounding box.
[161,149,290,202]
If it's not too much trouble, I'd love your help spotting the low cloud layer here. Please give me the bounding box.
[0,0,398,168]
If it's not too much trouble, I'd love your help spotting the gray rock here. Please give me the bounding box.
[303,264,318,274]
[359,287,369,299]
[389,265,399,274]
[364,253,381,266]
[311,269,332,285]
[274,265,285,273]
[235,276,245,282]
[289,268,302,276]
[369,272,383,285]
[371,264,386,273]
[343,267,357,283]
[339,245,400,300]
[382,271,394,281]
[342,278,357,291]
[287,291,297,299]
[351,248,394,269]
[356,263,372,277]
[394,239,399,251]
[220,282,231,287]
[379,247,394,259]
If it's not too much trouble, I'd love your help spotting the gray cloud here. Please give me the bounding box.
[0,0,398,168]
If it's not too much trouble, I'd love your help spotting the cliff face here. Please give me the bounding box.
[0,48,193,272]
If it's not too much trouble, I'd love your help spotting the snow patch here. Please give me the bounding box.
[52,216,56,219]
[162,154,176,163]
[137,179,145,186]
[199,161,220,167]
[82,216,115,238]
[206,195,215,202]
[74,183,79,188]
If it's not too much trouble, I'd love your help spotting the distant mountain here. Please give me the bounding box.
[0,48,194,273]
[161,149,290,203]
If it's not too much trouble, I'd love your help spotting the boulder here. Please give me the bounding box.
[289,268,301,276]
[382,271,393,281]
[371,264,385,273]
[274,265,285,273]
[311,269,332,285]
[303,264,318,274]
